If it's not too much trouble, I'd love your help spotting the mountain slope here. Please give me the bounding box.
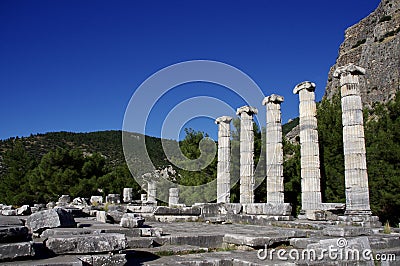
[324,0,400,106]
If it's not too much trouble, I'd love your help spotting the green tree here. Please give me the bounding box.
[0,141,36,205]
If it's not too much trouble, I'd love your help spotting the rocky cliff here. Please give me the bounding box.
[324,0,400,106]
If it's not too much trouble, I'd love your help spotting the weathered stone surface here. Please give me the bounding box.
[106,194,120,204]
[79,253,127,266]
[242,203,292,216]
[154,206,201,216]
[45,233,127,254]
[127,237,154,248]
[0,241,35,261]
[40,228,103,238]
[26,208,76,233]
[1,209,17,216]
[215,116,232,204]
[293,81,322,212]
[263,94,284,204]
[0,226,29,243]
[120,213,145,228]
[90,195,103,205]
[236,106,258,204]
[123,188,133,203]
[58,195,71,204]
[168,188,179,207]
[334,64,372,216]
[16,205,31,216]
[107,210,124,223]
[96,211,107,223]
[0,216,23,226]
[325,0,400,107]
[322,226,372,237]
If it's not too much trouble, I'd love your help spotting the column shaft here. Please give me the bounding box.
[262,94,284,203]
[293,82,322,211]
[215,116,232,203]
[237,106,258,204]
[333,64,371,215]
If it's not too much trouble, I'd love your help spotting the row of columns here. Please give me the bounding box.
[215,63,371,217]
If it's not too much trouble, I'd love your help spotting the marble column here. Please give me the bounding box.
[147,181,157,203]
[215,116,233,203]
[169,188,179,207]
[262,94,284,203]
[333,63,371,215]
[236,106,258,204]
[293,81,322,211]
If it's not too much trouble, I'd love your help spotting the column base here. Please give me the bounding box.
[338,214,381,227]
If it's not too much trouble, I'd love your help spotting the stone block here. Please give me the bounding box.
[90,196,103,205]
[26,208,76,233]
[127,237,154,248]
[154,206,201,216]
[45,233,127,254]
[107,210,125,223]
[0,241,35,261]
[120,213,145,228]
[58,195,71,204]
[0,216,23,226]
[1,209,17,216]
[322,226,372,237]
[40,228,103,238]
[96,211,107,223]
[79,253,127,266]
[0,226,29,243]
[16,205,31,216]
[242,203,291,216]
[106,194,120,204]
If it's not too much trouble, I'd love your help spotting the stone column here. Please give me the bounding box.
[236,106,258,204]
[215,116,232,203]
[123,188,133,203]
[293,81,322,212]
[333,64,371,215]
[169,188,179,207]
[147,181,157,203]
[262,94,284,203]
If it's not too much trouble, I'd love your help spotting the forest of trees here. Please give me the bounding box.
[0,92,399,224]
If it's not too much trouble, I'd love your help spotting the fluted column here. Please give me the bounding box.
[293,81,322,211]
[333,63,371,215]
[147,181,157,203]
[236,106,258,204]
[215,116,232,203]
[262,94,284,203]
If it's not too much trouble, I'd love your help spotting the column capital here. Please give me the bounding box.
[236,106,258,116]
[333,63,365,79]
[293,81,316,94]
[215,116,233,124]
[262,94,284,105]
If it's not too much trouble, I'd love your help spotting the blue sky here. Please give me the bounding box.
[0,0,380,140]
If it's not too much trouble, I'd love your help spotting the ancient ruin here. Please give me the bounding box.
[0,64,396,265]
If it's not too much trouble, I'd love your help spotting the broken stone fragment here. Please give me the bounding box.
[0,241,35,261]
[0,226,29,243]
[16,205,31,216]
[120,213,145,228]
[26,208,76,233]
[45,233,127,254]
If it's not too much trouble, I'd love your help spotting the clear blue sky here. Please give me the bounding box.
[0,0,380,141]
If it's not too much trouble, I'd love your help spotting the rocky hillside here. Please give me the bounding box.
[324,0,400,106]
